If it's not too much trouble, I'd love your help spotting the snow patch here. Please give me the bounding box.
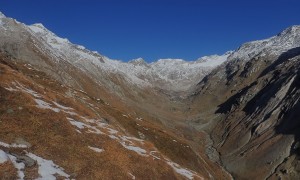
[34,99,60,112]
[88,146,104,153]
[67,117,103,134]
[52,101,73,110]
[120,143,147,156]
[128,172,136,180]
[0,141,28,148]
[8,154,25,180]
[166,161,196,180]
[27,153,70,180]
[4,82,41,98]
[149,151,161,160]
[52,102,77,115]
[4,87,16,91]
[68,118,86,129]
[77,117,148,157]
[0,150,8,163]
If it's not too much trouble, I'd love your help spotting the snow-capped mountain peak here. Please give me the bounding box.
[129,58,147,66]
[278,25,300,36]
[229,25,300,61]
[28,22,72,55]
[29,23,48,33]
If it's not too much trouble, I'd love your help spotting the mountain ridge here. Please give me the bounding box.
[2,11,299,94]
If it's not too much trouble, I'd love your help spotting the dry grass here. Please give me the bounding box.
[0,54,232,179]
[0,162,17,179]
[0,56,187,179]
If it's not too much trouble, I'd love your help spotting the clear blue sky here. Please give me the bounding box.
[1,0,300,62]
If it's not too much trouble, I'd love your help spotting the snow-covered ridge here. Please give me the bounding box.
[0,12,6,18]
[2,11,299,92]
[0,12,6,26]
[29,23,71,50]
[229,25,300,61]
[7,11,229,91]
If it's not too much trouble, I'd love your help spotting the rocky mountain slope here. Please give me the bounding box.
[189,26,300,179]
[1,11,300,179]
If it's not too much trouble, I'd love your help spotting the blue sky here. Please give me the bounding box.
[1,0,300,62]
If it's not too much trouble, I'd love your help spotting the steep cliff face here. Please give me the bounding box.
[189,41,300,179]
[218,54,300,179]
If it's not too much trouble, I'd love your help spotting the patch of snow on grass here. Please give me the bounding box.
[0,141,28,148]
[121,136,144,143]
[88,146,104,153]
[34,99,60,112]
[0,150,8,163]
[67,118,103,134]
[68,118,86,129]
[27,153,70,180]
[120,142,147,156]
[107,127,118,134]
[108,135,118,140]
[87,128,103,134]
[150,151,161,160]
[6,82,42,97]
[72,116,148,157]
[166,161,196,180]
[128,172,136,180]
[63,110,77,116]
[4,87,17,91]
[52,101,73,110]
[8,154,25,180]
[76,130,82,134]
[18,85,41,98]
